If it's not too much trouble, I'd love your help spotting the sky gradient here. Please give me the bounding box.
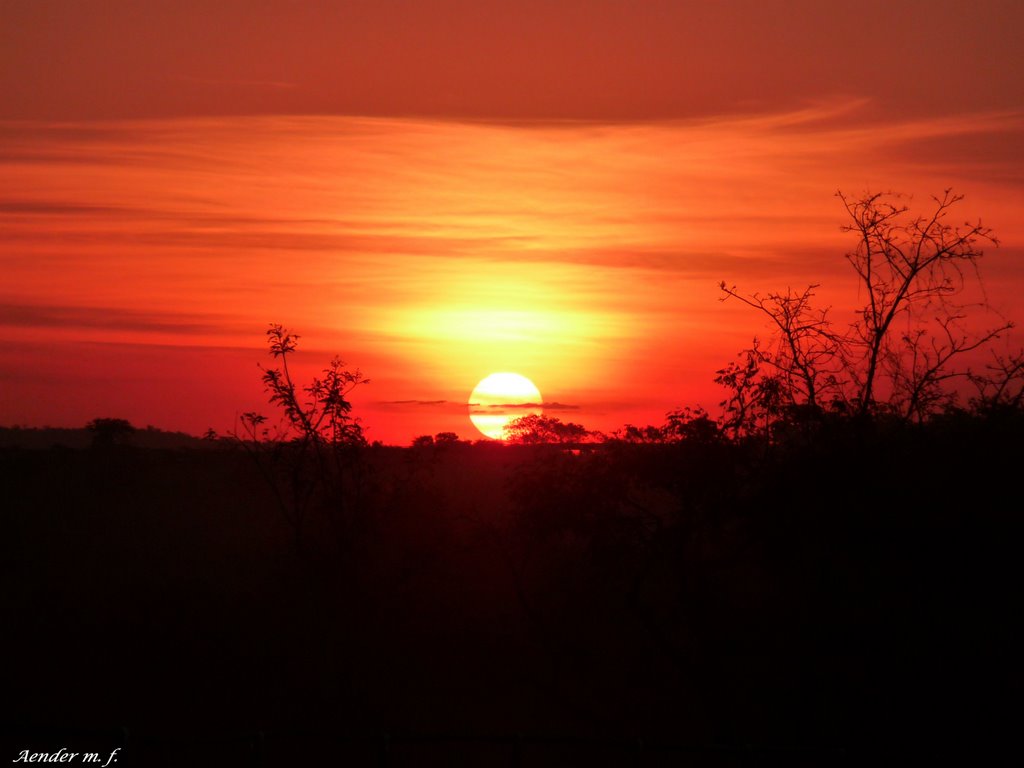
[2,1,1023,443]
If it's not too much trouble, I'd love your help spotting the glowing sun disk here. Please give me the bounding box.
[468,372,542,440]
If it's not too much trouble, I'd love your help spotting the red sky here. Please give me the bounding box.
[2,1,1023,443]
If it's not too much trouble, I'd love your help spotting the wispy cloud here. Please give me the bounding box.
[0,201,128,215]
[174,76,301,91]
[2,103,1022,440]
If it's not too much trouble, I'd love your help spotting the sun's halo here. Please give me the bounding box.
[468,372,542,440]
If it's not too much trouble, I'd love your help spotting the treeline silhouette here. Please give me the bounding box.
[4,192,1022,763]
[5,415,1021,761]
[0,423,210,451]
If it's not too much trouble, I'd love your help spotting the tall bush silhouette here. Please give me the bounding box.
[231,324,368,552]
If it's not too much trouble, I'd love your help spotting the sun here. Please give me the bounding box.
[468,372,543,440]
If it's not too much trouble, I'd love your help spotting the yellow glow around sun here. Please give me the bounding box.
[468,372,543,440]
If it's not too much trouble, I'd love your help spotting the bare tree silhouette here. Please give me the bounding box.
[718,285,841,416]
[718,190,1017,434]
[838,189,1009,417]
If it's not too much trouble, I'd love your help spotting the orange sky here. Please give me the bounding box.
[2,2,1023,443]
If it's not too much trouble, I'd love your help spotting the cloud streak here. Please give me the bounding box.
[0,303,234,336]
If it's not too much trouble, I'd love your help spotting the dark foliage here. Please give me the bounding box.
[4,409,1022,760]
[503,414,595,444]
[85,417,136,448]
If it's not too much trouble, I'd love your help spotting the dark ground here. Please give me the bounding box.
[2,416,1021,765]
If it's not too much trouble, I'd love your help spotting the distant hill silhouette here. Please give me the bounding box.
[0,424,209,450]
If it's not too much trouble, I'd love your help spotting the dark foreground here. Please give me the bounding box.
[3,416,1021,764]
